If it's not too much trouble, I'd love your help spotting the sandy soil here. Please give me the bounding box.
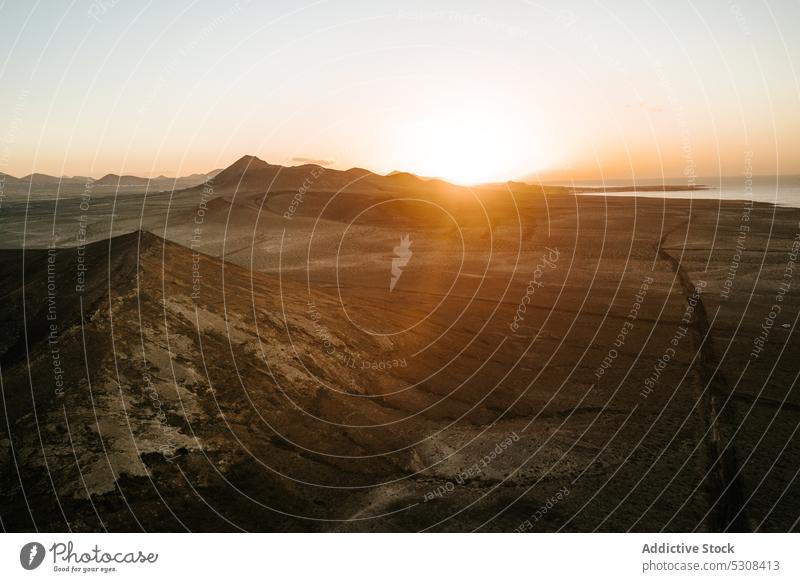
[1,176,798,532]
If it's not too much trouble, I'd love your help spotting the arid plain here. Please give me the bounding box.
[1,157,798,531]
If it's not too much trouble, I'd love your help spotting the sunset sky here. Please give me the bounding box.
[0,0,798,184]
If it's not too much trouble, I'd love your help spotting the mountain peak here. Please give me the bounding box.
[231,154,270,169]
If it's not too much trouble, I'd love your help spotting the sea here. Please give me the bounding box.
[551,175,800,208]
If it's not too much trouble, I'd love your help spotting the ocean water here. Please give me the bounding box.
[556,175,800,208]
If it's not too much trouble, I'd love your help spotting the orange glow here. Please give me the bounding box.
[389,103,551,185]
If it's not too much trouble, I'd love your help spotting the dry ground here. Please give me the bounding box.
[1,181,798,531]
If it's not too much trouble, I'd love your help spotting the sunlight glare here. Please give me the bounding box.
[396,107,545,185]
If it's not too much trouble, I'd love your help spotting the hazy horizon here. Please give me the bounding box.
[3,152,800,186]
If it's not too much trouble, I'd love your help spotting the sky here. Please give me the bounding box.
[0,0,798,184]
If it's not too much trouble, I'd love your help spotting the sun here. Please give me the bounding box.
[394,107,544,185]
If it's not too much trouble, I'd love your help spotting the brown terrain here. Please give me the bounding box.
[1,156,798,531]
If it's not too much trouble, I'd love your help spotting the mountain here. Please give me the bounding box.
[95,173,153,186]
[0,230,424,530]
[196,156,582,206]
[205,155,448,196]
[95,171,222,190]
[3,229,550,531]
[0,169,223,196]
[18,172,63,184]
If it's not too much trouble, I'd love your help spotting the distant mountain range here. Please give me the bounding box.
[1,157,544,201]
[0,169,223,192]
[186,155,576,203]
[204,155,461,195]
[1,155,706,200]
[0,157,458,197]
[188,155,704,197]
